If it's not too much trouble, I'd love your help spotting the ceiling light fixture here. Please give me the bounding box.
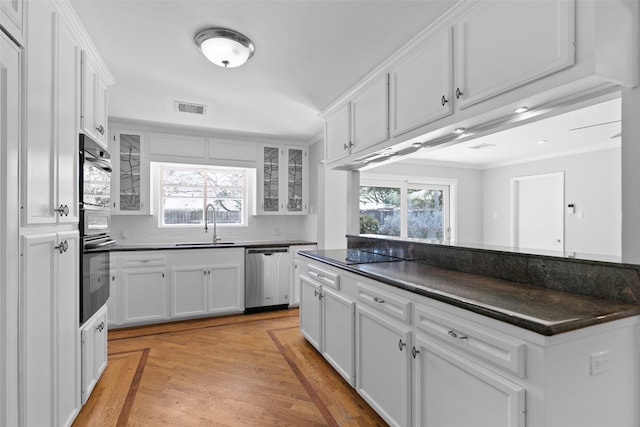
[514,106,529,114]
[453,127,466,134]
[194,28,255,68]
[536,139,548,144]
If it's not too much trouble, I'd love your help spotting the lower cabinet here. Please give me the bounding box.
[413,334,525,427]
[21,231,80,427]
[355,304,412,427]
[299,265,355,385]
[80,305,108,404]
[121,262,167,324]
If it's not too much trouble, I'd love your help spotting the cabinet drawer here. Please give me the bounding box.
[357,281,411,324]
[415,304,525,377]
[308,263,340,290]
[119,254,166,268]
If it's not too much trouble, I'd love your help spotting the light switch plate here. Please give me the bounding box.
[590,351,610,375]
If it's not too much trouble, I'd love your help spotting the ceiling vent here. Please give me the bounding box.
[174,101,207,115]
[468,143,496,150]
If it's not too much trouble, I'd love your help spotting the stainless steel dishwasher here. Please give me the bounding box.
[245,247,290,313]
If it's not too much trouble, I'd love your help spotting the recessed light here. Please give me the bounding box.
[536,139,548,144]
[453,127,466,134]
[411,142,423,147]
[514,106,528,114]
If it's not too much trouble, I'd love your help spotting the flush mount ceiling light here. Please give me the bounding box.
[194,28,255,68]
[453,127,466,134]
[514,106,529,114]
[536,139,549,144]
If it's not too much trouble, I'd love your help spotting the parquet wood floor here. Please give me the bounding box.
[73,309,387,426]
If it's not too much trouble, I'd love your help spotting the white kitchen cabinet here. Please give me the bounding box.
[81,51,109,148]
[111,130,151,215]
[325,102,351,163]
[257,145,308,215]
[0,29,21,427]
[455,0,575,109]
[207,259,244,315]
[299,262,356,385]
[289,244,317,306]
[413,334,525,427]
[81,305,108,404]
[21,231,80,427]
[171,265,209,318]
[352,73,389,152]
[22,2,79,226]
[390,27,453,137]
[107,260,118,326]
[120,254,167,324]
[355,303,412,427]
[0,0,24,43]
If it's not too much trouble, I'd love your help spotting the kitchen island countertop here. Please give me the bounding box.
[300,249,640,336]
[111,240,316,251]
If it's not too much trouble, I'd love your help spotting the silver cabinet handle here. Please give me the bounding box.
[448,330,468,340]
[316,273,325,279]
[398,339,406,351]
[96,125,105,135]
[96,321,105,332]
[54,204,69,216]
[373,297,385,304]
[54,240,69,254]
[441,95,448,106]
[204,269,207,275]
[455,87,463,99]
[412,346,420,358]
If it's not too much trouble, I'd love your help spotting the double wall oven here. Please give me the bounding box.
[79,134,115,325]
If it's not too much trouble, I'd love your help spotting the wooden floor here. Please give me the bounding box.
[73,309,386,426]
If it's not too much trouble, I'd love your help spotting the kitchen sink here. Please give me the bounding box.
[174,242,235,247]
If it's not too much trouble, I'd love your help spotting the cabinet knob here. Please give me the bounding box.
[398,339,406,351]
[54,204,69,216]
[447,330,468,340]
[412,346,420,359]
[455,88,463,99]
[373,297,385,304]
[54,240,69,254]
[96,125,105,135]
[441,95,448,106]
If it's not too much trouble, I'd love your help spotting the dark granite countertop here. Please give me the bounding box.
[301,250,640,336]
[111,240,316,252]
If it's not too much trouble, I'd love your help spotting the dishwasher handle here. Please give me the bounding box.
[246,248,289,256]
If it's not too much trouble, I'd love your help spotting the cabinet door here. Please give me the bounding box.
[356,305,412,427]
[455,0,575,109]
[299,276,322,350]
[121,267,167,324]
[414,335,525,427]
[95,75,108,147]
[107,264,118,326]
[56,16,79,225]
[352,74,389,152]
[112,132,149,214]
[325,103,351,163]
[81,305,108,404]
[321,286,355,386]
[285,146,307,214]
[80,52,107,147]
[23,2,56,225]
[0,0,24,42]
[208,264,244,315]
[172,266,209,318]
[390,27,453,137]
[261,145,281,213]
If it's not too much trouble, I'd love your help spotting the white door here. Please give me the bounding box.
[171,266,208,318]
[325,103,351,163]
[299,276,322,350]
[321,287,355,386]
[512,172,564,251]
[352,73,389,152]
[121,267,167,324]
[208,264,243,314]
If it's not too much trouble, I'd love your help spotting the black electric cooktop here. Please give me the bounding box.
[309,249,404,265]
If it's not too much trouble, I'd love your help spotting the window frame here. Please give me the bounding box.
[360,175,457,242]
[155,162,250,228]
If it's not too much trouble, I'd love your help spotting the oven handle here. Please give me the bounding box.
[85,156,112,173]
[85,239,116,250]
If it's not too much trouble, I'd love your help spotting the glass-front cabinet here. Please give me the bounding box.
[258,144,307,215]
[111,131,150,215]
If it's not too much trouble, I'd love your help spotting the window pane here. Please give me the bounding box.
[163,197,203,225]
[407,188,444,239]
[163,185,204,198]
[163,169,204,186]
[359,186,401,237]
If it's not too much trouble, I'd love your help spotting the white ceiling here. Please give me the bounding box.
[399,97,621,169]
[69,0,457,142]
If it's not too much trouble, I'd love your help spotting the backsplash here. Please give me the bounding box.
[348,235,640,305]
[112,214,316,245]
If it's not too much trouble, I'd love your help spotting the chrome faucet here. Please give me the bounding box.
[204,202,222,243]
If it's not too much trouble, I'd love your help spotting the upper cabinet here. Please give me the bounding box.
[326,74,390,163]
[454,0,575,109]
[0,0,24,44]
[111,131,150,215]
[257,144,308,215]
[81,51,109,149]
[390,28,453,137]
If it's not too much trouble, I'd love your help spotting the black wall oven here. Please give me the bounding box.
[80,134,115,325]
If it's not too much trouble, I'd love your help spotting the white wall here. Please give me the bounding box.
[361,161,484,245]
[482,148,621,256]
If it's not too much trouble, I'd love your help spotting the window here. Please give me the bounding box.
[158,163,248,227]
[360,180,452,241]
